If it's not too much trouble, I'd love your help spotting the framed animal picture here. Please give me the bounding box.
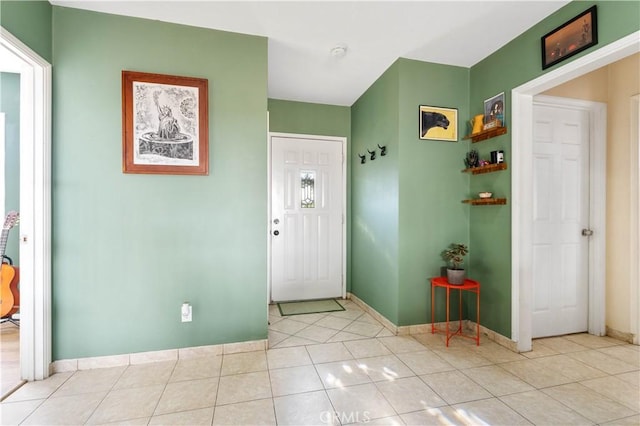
[419,105,458,141]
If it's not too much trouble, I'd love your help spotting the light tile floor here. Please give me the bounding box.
[0,322,21,398]
[1,299,639,425]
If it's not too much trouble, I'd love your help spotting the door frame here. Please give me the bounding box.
[631,94,640,345]
[0,27,52,380]
[1,113,5,217]
[530,94,606,338]
[267,132,347,303]
[512,31,639,352]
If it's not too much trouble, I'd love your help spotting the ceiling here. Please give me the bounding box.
[50,0,571,106]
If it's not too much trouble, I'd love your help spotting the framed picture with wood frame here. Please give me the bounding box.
[419,105,458,142]
[122,70,209,175]
[541,6,598,70]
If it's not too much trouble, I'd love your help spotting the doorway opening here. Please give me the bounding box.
[530,95,606,339]
[0,27,52,383]
[512,31,640,352]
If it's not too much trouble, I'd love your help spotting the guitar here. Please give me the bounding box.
[1,211,20,318]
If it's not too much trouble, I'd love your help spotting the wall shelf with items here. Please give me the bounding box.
[462,161,507,205]
[462,198,507,206]
[461,145,507,205]
[462,162,507,175]
[463,126,507,143]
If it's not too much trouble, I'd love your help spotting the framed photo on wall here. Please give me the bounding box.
[122,70,209,175]
[541,6,598,70]
[484,92,505,126]
[419,105,458,142]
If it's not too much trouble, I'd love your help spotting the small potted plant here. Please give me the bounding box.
[441,243,468,285]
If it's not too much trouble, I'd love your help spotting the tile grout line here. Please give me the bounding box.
[539,382,616,424]
[3,305,636,426]
[208,352,224,425]
[302,343,343,426]
[263,346,279,425]
[16,368,79,422]
[82,362,131,425]
[488,355,639,422]
[151,360,180,419]
[273,304,362,347]
[367,342,426,422]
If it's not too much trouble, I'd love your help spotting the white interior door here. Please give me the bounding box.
[532,100,590,338]
[270,135,344,302]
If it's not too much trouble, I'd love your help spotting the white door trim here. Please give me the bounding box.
[0,27,52,380]
[630,94,640,344]
[512,31,640,352]
[267,132,347,302]
[1,113,5,217]
[532,95,607,337]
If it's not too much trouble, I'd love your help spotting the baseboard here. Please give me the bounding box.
[347,293,398,334]
[50,339,268,374]
[473,321,519,352]
[53,294,523,374]
[346,292,517,352]
[606,326,635,344]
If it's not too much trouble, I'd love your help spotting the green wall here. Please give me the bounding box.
[469,0,640,337]
[351,1,639,333]
[397,59,470,326]
[3,0,638,361]
[0,73,20,265]
[267,99,352,291]
[268,99,351,138]
[52,7,268,359]
[0,0,52,63]
[350,59,470,326]
[351,62,400,324]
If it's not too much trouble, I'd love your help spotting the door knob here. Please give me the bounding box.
[273,230,279,236]
[581,229,593,236]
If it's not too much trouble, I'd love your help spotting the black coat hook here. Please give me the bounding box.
[378,144,387,156]
[358,153,366,164]
[367,149,376,161]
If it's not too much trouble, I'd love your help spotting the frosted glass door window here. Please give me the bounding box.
[301,172,315,208]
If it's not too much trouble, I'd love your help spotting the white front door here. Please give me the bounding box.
[270,134,344,302]
[532,99,590,338]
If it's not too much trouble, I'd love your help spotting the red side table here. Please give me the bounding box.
[430,277,480,347]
